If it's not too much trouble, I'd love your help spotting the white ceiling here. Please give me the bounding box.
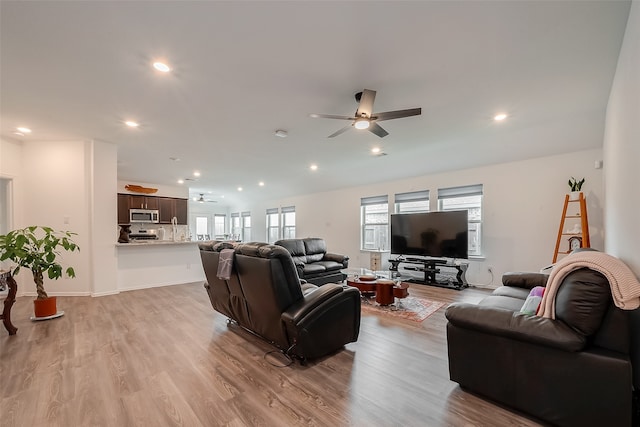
[0,1,631,206]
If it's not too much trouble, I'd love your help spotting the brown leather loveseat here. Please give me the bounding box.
[445,266,640,426]
[199,241,361,361]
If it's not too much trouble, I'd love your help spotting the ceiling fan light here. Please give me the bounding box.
[354,119,370,130]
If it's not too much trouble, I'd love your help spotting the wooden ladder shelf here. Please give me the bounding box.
[553,192,590,263]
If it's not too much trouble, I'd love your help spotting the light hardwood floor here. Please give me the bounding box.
[0,282,543,427]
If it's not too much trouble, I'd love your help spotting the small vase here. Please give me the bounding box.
[568,191,581,201]
[34,296,57,318]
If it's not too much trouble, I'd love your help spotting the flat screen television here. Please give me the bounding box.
[390,211,468,259]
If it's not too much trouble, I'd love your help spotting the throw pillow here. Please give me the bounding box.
[520,286,545,315]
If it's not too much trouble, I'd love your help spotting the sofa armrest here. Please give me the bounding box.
[324,252,349,267]
[282,283,348,324]
[501,272,549,289]
[445,303,585,352]
[292,262,305,277]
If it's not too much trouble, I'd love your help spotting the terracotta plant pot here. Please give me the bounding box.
[34,296,57,318]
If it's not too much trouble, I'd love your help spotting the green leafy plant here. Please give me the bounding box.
[0,226,80,299]
[568,177,585,192]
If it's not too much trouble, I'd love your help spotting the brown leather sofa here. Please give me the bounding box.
[445,268,640,426]
[275,238,349,286]
[199,241,361,361]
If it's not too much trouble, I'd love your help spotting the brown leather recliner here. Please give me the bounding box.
[445,268,640,427]
[199,241,361,361]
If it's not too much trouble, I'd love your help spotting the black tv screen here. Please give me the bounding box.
[390,211,468,259]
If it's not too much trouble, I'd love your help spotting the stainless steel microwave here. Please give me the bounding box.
[130,209,159,223]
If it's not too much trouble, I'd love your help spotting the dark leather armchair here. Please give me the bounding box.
[199,241,360,361]
[445,268,640,426]
[275,238,349,286]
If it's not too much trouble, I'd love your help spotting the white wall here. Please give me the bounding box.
[19,140,92,296]
[604,0,640,276]
[231,148,604,287]
[1,137,121,297]
[91,140,119,296]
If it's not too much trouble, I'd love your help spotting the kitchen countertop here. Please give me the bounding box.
[116,240,207,246]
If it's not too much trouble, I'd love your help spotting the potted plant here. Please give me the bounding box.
[0,226,79,319]
[567,177,585,201]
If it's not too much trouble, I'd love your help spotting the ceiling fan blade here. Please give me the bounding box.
[355,89,376,118]
[374,108,422,122]
[328,124,353,138]
[309,113,354,120]
[368,122,389,138]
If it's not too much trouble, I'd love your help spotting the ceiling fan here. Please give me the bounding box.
[195,193,217,203]
[310,89,421,138]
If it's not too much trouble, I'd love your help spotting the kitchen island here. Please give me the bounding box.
[116,240,206,292]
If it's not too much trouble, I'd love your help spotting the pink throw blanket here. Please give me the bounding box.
[538,251,640,319]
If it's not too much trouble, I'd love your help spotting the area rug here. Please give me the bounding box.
[361,296,446,322]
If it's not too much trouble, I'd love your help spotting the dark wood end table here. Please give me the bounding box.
[346,277,410,306]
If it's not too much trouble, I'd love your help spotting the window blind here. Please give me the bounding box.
[361,195,389,206]
[394,190,429,203]
[281,206,295,213]
[437,184,483,199]
[266,208,279,215]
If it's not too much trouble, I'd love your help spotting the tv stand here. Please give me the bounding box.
[390,257,468,290]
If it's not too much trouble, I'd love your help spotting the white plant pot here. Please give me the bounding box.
[568,191,581,201]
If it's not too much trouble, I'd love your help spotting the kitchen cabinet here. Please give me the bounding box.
[117,194,188,225]
[158,197,188,224]
[129,195,158,210]
[118,194,130,224]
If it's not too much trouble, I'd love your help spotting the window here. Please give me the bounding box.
[231,213,241,240]
[214,214,226,237]
[395,190,430,213]
[195,216,209,238]
[281,206,296,239]
[438,184,483,257]
[241,211,251,242]
[361,195,389,250]
[266,208,279,243]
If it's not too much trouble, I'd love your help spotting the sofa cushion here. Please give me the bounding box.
[304,238,327,262]
[314,260,344,272]
[479,295,528,312]
[303,263,326,275]
[492,286,531,300]
[275,239,307,264]
[555,268,611,336]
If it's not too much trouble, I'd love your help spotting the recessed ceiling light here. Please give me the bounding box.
[494,113,507,121]
[274,130,288,138]
[192,197,198,201]
[16,127,31,133]
[237,187,243,192]
[177,179,184,184]
[124,121,139,128]
[371,147,381,154]
[259,181,265,187]
[169,157,180,161]
[310,164,318,171]
[193,171,201,177]
[153,61,171,72]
